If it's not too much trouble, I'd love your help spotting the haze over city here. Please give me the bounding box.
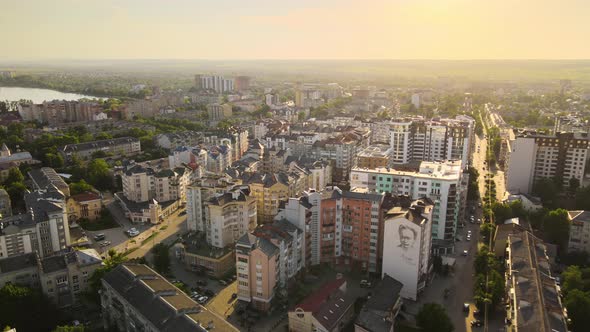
[2,0,590,60]
[0,1,590,332]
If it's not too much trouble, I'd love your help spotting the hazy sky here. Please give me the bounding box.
[1,0,589,60]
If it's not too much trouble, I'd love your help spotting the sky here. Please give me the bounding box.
[1,0,589,60]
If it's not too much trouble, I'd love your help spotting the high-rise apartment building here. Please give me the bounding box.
[389,117,474,167]
[506,132,589,194]
[121,164,191,204]
[235,233,279,311]
[350,160,466,241]
[186,174,241,232]
[198,75,234,93]
[234,76,251,92]
[0,188,69,258]
[205,187,257,248]
[207,103,233,123]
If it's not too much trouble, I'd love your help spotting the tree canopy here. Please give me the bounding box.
[0,283,66,331]
[416,303,454,332]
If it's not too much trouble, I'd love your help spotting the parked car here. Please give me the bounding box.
[100,241,111,247]
[466,235,471,241]
[360,280,372,288]
[463,303,470,312]
[93,234,106,241]
[196,280,208,286]
[204,289,215,297]
[463,250,469,256]
[219,280,227,286]
[197,296,208,304]
[471,320,482,327]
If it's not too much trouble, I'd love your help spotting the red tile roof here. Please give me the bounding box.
[71,192,101,202]
[294,278,346,313]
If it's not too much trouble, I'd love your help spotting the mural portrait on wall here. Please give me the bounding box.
[398,224,418,266]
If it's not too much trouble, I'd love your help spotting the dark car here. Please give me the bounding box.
[93,234,106,241]
[196,280,208,286]
[204,289,215,297]
[231,293,237,300]
[463,303,470,312]
[471,320,482,327]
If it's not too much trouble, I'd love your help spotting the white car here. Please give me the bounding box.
[463,250,469,256]
[467,235,472,241]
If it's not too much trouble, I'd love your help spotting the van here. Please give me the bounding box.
[94,234,106,241]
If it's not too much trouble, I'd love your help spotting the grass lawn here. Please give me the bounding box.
[141,232,159,245]
[79,209,119,231]
[79,218,118,231]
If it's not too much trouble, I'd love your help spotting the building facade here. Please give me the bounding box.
[101,263,237,332]
[506,132,589,194]
[235,233,279,311]
[0,188,69,258]
[205,187,257,248]
[122,164,191,204]
[388,117,474,167]
[29,167,71,197]
[60,137,141,162]
[66,192,103,222]
[568,210,590,254]
[350,160,465,241]
[381,198,433,300]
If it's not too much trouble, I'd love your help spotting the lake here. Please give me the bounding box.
[0,86,97,103]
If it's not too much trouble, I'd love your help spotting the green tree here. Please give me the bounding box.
[6,182,26,210]
[532,178,559,206]
[491,202,513,224]
[152,243,171,274]
[562,266,584,295]
[86,249,126,303]
[0,283,64,331]
[569,177,581,194]
[416,303,454,332]
[564,289,590,332]
[576,186,590,210]
[467,167,480,201]
[87,159,112,191]
[480,223,496,244]
[45,153,65,169]
[543,209,570,248]
[69,180,94,196]
[298,111,306,121]
[3,167,24,186]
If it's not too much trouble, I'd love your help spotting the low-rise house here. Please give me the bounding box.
[354,275,403,332]
[60,137,141,162]
[288,278,355,332]
[178,233,235,278]
[67,191,103,222]
[0,249,102,308]
[0,143,36,165]
[101,263,238,332]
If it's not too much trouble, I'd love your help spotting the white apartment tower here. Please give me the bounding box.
[350,160,466,241]
[506,132,590,194]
